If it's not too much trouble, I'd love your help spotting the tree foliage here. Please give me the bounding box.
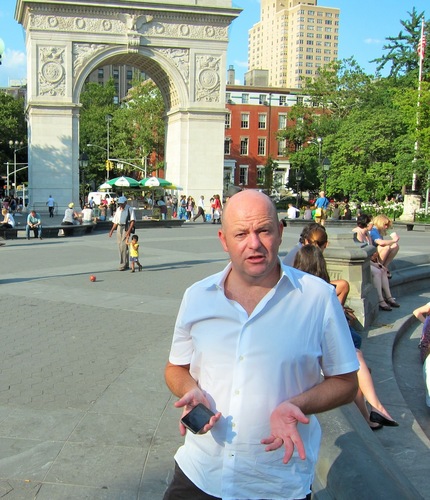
[0,93,27,171]
[371,8,429,82]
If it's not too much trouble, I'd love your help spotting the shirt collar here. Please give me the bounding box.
[206,258,301,293]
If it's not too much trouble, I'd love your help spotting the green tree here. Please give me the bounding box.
[0,93,27,177]
[112,79,165,177]
[372,8,429,82]
[79,80,118,185]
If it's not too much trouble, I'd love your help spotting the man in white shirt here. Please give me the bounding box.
[164,190,358,500]
[287,203,299,219]
[192,195,206,222]
[108,196,135,271]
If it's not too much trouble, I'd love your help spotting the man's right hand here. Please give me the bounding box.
[175,389,221,436]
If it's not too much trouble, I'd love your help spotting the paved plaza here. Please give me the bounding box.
[0,219,429,499]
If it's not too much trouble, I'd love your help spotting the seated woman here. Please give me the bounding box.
[369,214,399,272]
[61,203,79,225]
[413,303,430,408]
[294,244,399,430]
[0,208,15,229]
[303,224,350,306]
[353,214,399,311]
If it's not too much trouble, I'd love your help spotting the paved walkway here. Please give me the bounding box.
[0,219,429,499]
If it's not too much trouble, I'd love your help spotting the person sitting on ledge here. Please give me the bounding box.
[62,203,80,225]
[26,210,42,239]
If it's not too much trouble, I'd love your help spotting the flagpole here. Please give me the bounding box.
[416,18,429,213]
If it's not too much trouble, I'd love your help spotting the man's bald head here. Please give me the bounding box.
[221,191,278,229]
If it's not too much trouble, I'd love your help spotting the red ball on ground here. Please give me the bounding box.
[90,275,96,282]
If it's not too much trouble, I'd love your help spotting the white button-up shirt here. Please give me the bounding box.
[169,261,359,500]
[112,205,135,225]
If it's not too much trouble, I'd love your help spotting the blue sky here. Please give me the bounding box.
[0,0,427,87]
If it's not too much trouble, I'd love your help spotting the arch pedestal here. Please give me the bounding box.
[16,0,240,212]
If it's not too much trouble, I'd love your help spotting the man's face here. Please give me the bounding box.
[218,192,283,284]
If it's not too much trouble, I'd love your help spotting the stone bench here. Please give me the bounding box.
[0,227,18,239]
[282,218,357,228]
[393,221,430,232]
[39,223,95,238]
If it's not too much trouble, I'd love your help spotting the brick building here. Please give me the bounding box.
[224,84,314,195]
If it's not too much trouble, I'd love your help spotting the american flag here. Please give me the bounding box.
[417,21,426,60]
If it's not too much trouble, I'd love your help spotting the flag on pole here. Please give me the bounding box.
[417,19,426,60]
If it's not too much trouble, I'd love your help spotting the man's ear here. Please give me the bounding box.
[218,229,229,253]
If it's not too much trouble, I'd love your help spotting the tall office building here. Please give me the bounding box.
[248,0,340,88]
[85,65,148,103]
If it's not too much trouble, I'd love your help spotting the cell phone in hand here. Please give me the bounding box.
[181,403,215,434]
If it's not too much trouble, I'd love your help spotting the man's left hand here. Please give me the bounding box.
[261,401,309,464]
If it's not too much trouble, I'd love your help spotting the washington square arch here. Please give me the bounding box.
[15,0,240,212]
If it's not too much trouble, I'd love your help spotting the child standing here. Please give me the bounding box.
[126,234,143,273]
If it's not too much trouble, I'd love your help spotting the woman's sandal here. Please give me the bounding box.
[386,297,400,308]
[379,301,392,311]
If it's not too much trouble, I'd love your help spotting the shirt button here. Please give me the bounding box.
[234,389,240,395]
[239,355,244,361]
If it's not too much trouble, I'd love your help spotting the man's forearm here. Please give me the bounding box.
[288,372,358,415]
[165,362,198,398]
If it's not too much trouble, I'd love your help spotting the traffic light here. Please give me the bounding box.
[105,160,114,171]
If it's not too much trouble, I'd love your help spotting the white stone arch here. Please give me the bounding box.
[15,0,240,212]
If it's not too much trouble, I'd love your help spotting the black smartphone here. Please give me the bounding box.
[181,403,215,434]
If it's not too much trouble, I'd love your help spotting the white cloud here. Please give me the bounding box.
[364,38,382,45]
[1,48,26,85]
[234,59,248,68]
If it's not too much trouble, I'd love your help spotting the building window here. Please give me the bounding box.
[278,139,286,156]
[113,69,119,79]
[279,95,287,106]
[297,96,304,105]
[239,165,249,185]
[225,113,231,129]
[257,166,265,185]
[224,138,231,155]
[98,68,104,79]
[258,138,266,156]
[127,69,133,80]
[259,94,267,104]
[241,113,250,129]
[258,113,267,129]
[278,113,287,129]
[240,137,249,155]
[242,93,249,104]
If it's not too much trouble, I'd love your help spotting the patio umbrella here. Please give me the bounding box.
[164,184,183,191]
[139,177,172,188]
[107,176,140,188]
[98,182,112,190]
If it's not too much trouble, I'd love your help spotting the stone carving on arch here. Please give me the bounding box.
[73,43,109,79]
[157,48,190,86]
[38,46,66,97]
[29,8,228,43]
[195,54,221,103]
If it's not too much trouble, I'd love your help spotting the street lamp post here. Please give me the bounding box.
[296,169,304,208]
[9,140,25,197]
[79,152,89,203]
[322,157,331,193]
[105,114,113,180]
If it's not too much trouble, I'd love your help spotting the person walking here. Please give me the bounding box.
[26,210,42,239]
[192,195,206,222]
[164,190,358,500]
[314,190,329,226]
[108,196,135,271]
[46,195,55,218]
[126,234,143,273]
